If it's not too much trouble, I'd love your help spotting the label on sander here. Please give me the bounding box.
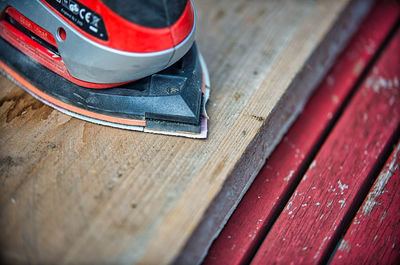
[44,0,108,41]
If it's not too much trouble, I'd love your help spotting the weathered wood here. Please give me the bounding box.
[0,1,372,264]
[250,25,400,265]
[203,2,400,264]
[176,1,373,263]
[330,142,400,265]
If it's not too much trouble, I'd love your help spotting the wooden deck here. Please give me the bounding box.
[204,2,400,264]
[0,1,378,264]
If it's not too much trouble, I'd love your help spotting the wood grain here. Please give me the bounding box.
[203,2,400,264]
[330,142,400,265]
[250,25,400,265]
[0,0,371,264]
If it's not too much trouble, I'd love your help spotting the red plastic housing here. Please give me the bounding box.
[41,0,195,53]
[0,6,129,89]
[0,0,195,88]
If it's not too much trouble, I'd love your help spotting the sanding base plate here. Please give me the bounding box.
[0,44,210,139]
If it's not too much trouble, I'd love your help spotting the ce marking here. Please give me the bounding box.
[79,8,86,19]
[79,8,93,24]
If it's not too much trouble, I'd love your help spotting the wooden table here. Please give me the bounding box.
[204,2,400,264]
[0,0,376,264]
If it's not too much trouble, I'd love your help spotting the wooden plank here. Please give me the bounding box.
[0,1,371,264]
[203,2,400,265]
[330,142,400,264]
[250,24,400,265]
[176,1,374,263]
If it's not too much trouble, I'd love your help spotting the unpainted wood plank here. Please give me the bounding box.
[0,1,369,264]
[250,25,400,265]
[330,142,400,265]
[203,3,400,265]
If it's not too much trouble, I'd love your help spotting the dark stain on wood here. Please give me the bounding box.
[213,9,226,22]
[257,7,268,18]
[211,157,228,183]
[47,143,58,150]
[233,92,242,102]
[251,115,265,122]
[245,7,267,25]
[235,2,247,13]
[0,155,24,181]
[223,41,236,57]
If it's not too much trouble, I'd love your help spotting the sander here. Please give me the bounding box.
[0,0,210,138]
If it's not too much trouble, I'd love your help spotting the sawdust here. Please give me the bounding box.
[0,88,52,122]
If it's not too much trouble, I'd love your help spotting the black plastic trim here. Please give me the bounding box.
[102,0,189,28]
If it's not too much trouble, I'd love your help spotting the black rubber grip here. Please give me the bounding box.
[102,0,189,28]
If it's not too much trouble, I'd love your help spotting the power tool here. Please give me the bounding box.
[0,0,210,138]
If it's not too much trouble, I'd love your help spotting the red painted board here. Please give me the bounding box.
[330,142,400,264]
[250,27,400,265]
[202,2,400,265]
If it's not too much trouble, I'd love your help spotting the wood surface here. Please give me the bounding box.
[0,0,372,264]
[203,2,400,264]
[330,142,400,264]
[250,25,400,265]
